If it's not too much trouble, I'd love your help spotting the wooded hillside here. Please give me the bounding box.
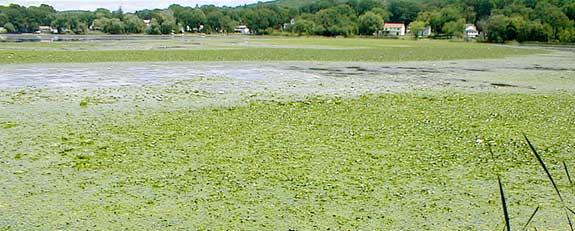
[1,0,574,43]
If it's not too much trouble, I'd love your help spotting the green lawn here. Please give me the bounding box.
[2,93,574,230]
[0,38,544,64]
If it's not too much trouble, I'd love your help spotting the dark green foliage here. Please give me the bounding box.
[145,18,161,35]
[313,5,358,36]
[482,14,511,42]
[286,18,314,35]
[358,11,384,35]
[123,14,145,34]
[95,18,125,34]
[389,0,422,24]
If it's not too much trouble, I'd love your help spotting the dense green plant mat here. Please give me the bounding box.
[1,92,574,230]
[0,38,543,64]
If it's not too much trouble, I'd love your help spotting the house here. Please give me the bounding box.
[465,24,479,39]
[234,25,250,34]
[36,26,56,34]
[192,24,205,32]
[143,19,151,28]
[419,26,432,37]
[90,22,100,31]
[283,18,296,30]
[0,27,5,33]
[407,24,432,37]
[383,22,406,36]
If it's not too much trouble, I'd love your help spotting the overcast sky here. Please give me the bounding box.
[0,0,272,12]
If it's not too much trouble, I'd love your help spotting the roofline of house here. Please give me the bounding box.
[385,22,405,25]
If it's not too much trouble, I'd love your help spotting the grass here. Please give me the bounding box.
[498,175,511,231]
[0,37,544,64]
[525,135,574,230]
[496,135,575,231]
[521,206,539,231]
[1,92,574,230]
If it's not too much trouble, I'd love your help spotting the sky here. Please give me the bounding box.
[0,0,272,12]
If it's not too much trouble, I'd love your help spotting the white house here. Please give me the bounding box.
[90,21,100,31]
[0,27,5,33]
[419,26,432,37]
[192,24,205,32]
[407,24,432,37]
[465,24,479,39]
[36,26,56,34]
[234,25,250,34]
[283,18,296,30]
[383,22,406,36]
[143,19,151,28]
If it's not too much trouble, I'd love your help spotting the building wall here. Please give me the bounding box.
[384,24,406,36]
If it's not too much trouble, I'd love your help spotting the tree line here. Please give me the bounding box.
[1,0,575,43]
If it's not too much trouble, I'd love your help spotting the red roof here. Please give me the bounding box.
[385,22,404,25]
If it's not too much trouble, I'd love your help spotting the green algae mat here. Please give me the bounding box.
[1,93,574,230]
[0,38,544,64]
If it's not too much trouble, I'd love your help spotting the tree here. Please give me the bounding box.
[0,13,8,26]
[206,10,228,33]
[526,20,549,42]
[541,5,570,40]
[51,16,67,34]
[0,0,573,42]
[3,22,16,33]
[469,0,493,21]
[27,4,57,27]
[508,16,530,41]
[417,11,440,33]
[152,10,177,34]
[242,7,278,34]
[95,18,125,34]
[417,5,464,35]
[3,4,29,32]
[389,0,421,24]
[370,7,392,21]
[314,5,358,36]
[443,19,465,38]
[135,9,153,20]
[107,18,125,34]
[358,11,384,35]
[112,7,124,21]
[482,15,510,42]
[356,0,383,15]
[564,2,575,20]
[558,26,575,42]
[95,8,112,19]
[179,8,206,32]
[160,21,177,34]
[72,22,88,34]
[124,14,145,34]
[288,18,314,35]
[409,20,427,39]
[146,18,161,34]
